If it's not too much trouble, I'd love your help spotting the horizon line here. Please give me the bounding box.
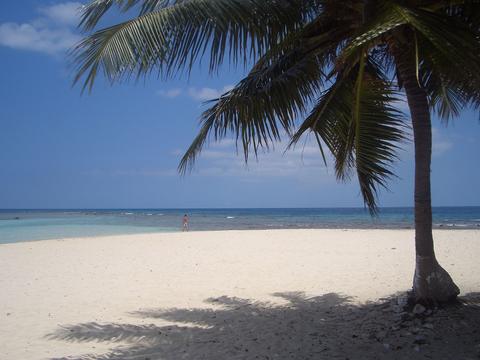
[1,205,479,211]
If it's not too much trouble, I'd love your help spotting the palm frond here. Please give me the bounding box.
[290,67,357,178]
[73,0,479,216]
[79,0,181,31]
[73,0,321,91]
[421,59,470,121]
[442,1,480,29]
[178,36,330,173]
[177,10,360,174]
[336,2,407,71]
[291,57,406,213]
[354,62,406,213]
[394,4,480,77]
[416,23,480,119]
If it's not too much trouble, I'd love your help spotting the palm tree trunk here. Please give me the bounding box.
[394,45,459,304]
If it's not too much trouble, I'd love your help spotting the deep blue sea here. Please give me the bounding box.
[0,207,479,244]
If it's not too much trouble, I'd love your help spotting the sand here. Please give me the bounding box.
[0,229,479,359]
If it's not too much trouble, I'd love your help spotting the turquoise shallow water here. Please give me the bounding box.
[0,207,479,244]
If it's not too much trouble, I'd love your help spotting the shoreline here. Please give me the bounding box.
[2,207,479,246]
[1,229,479,359]
[2,227,480,246]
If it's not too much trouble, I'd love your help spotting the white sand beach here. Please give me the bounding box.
[1,229,479,359]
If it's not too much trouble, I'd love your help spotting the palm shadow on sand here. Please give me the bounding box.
[47,292,480,360]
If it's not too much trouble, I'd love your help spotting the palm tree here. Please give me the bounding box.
[73,0,480,304]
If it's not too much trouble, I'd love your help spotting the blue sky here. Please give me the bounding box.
[0,1,479,209]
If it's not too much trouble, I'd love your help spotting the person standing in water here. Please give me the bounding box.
[182,214,189,232]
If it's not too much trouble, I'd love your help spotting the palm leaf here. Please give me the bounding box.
[393,4,480,76]
[336,2,407,71]
[354,65,405,213]
[73,0,478,215]
[291,57,406,213]
[73,0,321,91]
[178,41,326,173]
[177,16,356,173]
[79,0,188,31]
[416,25,480,119]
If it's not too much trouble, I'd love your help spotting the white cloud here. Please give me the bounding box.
[214,139,236,148]
[391,93,450,158]
[401,127,453,157]
[156,85,235,101]
[0,22,80,54]
[432,127,453,156]
[112,169,177,177]
[0,2,82,55]
[86,137,332,181]
[182,136,333,181]
[39,2,83,25]
[82,168,177,177]
[195,153,329,179]
[188,85,234,101]
[390,95,453,156]
[156,88,182,98]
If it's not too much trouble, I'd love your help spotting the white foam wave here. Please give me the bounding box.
[444,223,468,227]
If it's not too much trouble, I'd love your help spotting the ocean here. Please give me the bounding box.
[0,207,479,244]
